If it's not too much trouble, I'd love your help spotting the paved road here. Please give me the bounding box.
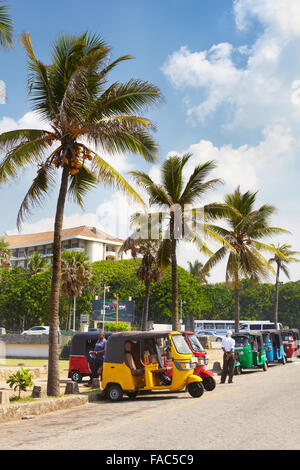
[1,359,300,450]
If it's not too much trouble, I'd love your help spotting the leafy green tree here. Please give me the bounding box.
[0,1,13,49]
[130,153,227,331]
[201,187,287,332]
[0,238,11,269]
[0,32,161,396]
[268,243,300,329]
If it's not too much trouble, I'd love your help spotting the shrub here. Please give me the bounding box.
[104,322,130,332]
[6,368,34,398]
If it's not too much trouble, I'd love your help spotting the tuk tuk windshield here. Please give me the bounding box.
[188,334,204,353]
[234,336,250,348]
[263,333,271,343]
[281,332,293,341]
[172,335,192,355]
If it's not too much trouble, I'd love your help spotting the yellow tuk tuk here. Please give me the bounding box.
[101,331,204,401]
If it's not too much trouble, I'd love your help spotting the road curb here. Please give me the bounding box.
[0,394,88,423]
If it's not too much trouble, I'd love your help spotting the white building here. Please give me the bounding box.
[3,225,129,268]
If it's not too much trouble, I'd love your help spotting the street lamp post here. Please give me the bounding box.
[103,285,110,330]
[180,300,186,331]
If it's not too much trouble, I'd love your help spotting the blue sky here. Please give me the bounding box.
[1,0,300,281]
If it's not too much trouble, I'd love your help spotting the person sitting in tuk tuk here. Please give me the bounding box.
[124,341,145,376]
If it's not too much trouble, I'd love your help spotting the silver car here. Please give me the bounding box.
[196,329,225,342]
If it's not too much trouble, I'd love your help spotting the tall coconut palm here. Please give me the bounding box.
[0,32,161,395]
[61,250,91,331]
[187,259,210,283]
[0,1,13,49]
[130,153,230,331]
[121,236,162,331]
[25,251,49,276]
[269,243,300,329]
[200,187,288,332]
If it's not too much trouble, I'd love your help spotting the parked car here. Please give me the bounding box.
[196,330,225,342]
[21,326,61,335]
[21,326,50,335]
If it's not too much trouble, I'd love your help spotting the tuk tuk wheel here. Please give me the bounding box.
[187,382,204,398]
[126,391,138,399]
[263,362,268,371]
[107,384,123,402]
[234,366,242,375]
[70,370,82,383]
[281,356,286,365]
[202,377,216,391]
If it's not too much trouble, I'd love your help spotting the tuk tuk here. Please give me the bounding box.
[182,332,216,391]
[68,331,112,382]
[280,329,300,360]
[232,331,268,374]
[261,330,286,364]
[101,331,204,401]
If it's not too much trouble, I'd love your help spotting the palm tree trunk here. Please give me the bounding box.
[234,269,240,333]
[170,214,179,331]
[274,262,280,330]
[66,296,72,330]
[141,279,151,331]
[47,166,69,396]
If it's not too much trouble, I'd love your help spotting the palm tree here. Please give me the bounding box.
[25,251,49,276]
[130,153,229,331]
[0,1,13,49]
[269,243,300,329]
[0,238,10,268]
[121,236,162,331]
[200,187,288,332]
[61,250,91,331]
[187,260,210,283]
[0,32,161,396]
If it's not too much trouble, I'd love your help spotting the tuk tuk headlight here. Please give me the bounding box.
[191,357,197,364]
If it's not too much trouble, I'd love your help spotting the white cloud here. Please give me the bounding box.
[162,0,300,130]
[0,111,50,133]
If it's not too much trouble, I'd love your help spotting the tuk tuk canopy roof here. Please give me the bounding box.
[104,331,176,364]
[70,332,112,356]
[261,329,283,346]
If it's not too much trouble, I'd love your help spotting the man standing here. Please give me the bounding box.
[88,331,107,386]
[220,330,235,384]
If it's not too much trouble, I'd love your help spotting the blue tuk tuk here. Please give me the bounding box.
[261,330,286,365]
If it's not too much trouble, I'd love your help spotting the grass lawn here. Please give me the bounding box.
[1,359,69,372]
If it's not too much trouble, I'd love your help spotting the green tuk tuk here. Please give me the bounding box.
[232,331,268,374]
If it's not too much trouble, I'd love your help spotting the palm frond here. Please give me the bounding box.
[17,164,56,230]
[0,2,13,49]
[68,165,98,208]
[91,153,144,205]
[0,131,52,182]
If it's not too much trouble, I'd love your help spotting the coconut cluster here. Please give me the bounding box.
[48,138,93,175]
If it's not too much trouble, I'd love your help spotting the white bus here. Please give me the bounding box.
[194,320,282,332]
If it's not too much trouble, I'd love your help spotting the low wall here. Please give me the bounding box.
[0,395,88,423]
[0,334,71,359]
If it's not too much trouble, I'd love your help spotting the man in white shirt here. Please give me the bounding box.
[220,330,235,384]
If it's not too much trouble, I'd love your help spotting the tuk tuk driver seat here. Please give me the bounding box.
[124,341,144,376]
